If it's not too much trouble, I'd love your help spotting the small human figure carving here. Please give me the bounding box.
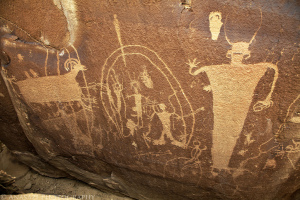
[145,103,184,147]
[111,72,124,114]
[181,140,207,179]
[127,80,145,128]
[153,103,176,145]
[185,140,207,164]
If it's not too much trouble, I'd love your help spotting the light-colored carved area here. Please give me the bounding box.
[0,1,299,199]
[188,11,279,170]
[15,65,85,103]
[13,48,86,104]
[3,42,95,141]
[100,15,195,148]
[209,12,223,40]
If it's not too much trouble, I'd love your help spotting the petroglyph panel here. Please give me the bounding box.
[0,1,299,199]
[188,10,279,170]
[100,15,195,148]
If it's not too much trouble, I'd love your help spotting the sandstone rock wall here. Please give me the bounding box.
[0,0,299,199]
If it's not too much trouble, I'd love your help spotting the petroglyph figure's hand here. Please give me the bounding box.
[253,100,273,112]
[187,58,200,75]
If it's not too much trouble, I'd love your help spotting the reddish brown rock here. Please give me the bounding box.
[0,0,299,199]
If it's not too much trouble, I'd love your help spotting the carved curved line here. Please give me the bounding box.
[100,45,195,147]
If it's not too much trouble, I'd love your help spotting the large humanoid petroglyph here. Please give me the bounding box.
[188,11,279,170]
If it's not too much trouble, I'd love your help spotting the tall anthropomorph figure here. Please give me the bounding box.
[188,11,278,171]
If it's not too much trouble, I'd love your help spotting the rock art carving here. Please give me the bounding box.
[182,140,207,175]
[275,94,300,138]
[6,44,94,136]
[127,80,145,128]
[209,12,223,40]
[233,137,279,178]
[188,11,279,170]
[163,139,207,184]
[15,52,85,103]
[12,47,86,104]
[143,102,183,147]
[139,66,153,89]
[100,15,195,148]
[285,139,300,169]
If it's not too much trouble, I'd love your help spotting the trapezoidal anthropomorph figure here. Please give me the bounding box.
[188,10,278,171]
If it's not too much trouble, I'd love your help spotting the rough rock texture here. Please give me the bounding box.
[0,144,132,199]
[0,0,299,199]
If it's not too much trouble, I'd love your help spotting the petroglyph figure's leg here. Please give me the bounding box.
[153,131,166,145]
[126,119,137,136]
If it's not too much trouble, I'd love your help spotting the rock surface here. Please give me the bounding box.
[0,0,299,199]
[0,144,132,199]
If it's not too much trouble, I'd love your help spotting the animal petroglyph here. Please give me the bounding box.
[13,49,86,104]
[209,12,223,40]
[271,140,300,170]
[7,44,94,137]
[233,137,279,178]
[188,10,279,170]
[100,15,195,147]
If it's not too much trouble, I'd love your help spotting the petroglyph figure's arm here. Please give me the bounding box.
[189,67,208,76]
[187,58,208,76]
[253,64,279,112]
